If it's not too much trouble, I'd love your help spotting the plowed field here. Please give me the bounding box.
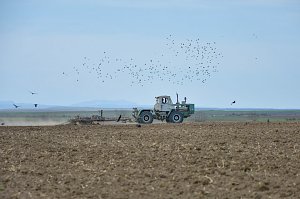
[1,122,300,198]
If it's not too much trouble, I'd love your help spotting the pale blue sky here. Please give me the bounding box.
[1,0,300,108]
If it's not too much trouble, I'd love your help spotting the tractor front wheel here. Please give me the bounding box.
[139,111,153,124]
[168,111,184,123]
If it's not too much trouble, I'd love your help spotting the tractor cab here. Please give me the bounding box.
[154,96,175,112]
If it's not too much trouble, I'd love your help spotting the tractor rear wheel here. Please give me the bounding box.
[139,111,153,124]
[168,111,184,123]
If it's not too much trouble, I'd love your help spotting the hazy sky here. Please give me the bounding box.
[1,0,300,108]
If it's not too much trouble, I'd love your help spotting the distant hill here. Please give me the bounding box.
[0,100,15,109]
[1,100,298,111]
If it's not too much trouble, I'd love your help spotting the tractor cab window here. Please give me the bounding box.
[162,97,167,104]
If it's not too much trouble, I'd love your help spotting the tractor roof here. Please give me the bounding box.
[155,95,171,98]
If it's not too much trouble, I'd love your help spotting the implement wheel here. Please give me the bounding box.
[139,111,153,124]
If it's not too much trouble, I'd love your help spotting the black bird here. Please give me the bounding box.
[231,101,236,105]
[29,91,38,95]
[34,104,38,108]
[116,115,122,122]
[13,104,20,108]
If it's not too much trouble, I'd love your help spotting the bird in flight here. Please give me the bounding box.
[231,101,236,105]
[29,91,38,95]
[13,104,20,108]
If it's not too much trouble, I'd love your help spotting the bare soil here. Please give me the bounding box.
[1,122,300,198]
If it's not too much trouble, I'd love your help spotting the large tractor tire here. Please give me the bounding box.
[139,111,153,124]
[168,111,184,123]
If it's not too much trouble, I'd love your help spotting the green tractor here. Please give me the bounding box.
[132,94,195,124]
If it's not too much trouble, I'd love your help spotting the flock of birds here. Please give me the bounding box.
[65,35,223,87]
[12,36,238,109]
[12,91,38,109]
